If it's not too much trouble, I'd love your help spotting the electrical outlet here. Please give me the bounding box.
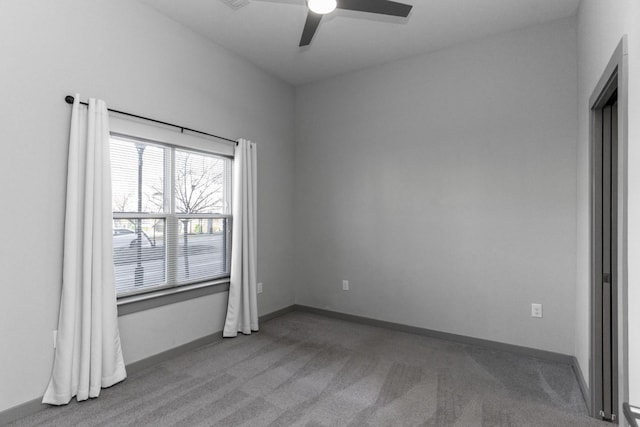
[257,282,263,294]
[531,303,543,318]
[342,280,349,291]
[53,330,58,349]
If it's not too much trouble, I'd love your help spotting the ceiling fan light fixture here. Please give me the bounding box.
[307,0,337,15]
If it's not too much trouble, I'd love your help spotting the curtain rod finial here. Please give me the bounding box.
[65,95,75,105]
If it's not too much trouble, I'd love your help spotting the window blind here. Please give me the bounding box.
[110,133,232,297]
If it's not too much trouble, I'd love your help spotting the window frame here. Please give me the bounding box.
[108,116,235,314]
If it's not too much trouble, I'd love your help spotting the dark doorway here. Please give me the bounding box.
[592,87,618,422]
[589,37,628,423]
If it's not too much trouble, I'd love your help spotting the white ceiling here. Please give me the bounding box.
[139,0,580,85]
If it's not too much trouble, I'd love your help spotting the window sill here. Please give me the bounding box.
[117,278,230,316]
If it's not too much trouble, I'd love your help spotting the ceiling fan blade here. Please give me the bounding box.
[337,0,412,17]
[299,11,322,46]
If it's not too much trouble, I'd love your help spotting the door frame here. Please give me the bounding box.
[589,36,628,421]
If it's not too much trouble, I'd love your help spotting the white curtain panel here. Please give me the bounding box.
[223,139,258,337]
[43,96,126,405]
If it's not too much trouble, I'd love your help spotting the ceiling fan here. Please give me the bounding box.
[299,0,413,46]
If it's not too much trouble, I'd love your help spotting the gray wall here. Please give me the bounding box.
[8,0,639,414]
[576,0,640,406]
[294,18,578,355]
[0,0,295,412]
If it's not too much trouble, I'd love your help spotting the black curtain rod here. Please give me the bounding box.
[64,95,238,145]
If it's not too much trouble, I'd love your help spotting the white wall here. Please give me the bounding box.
[0,0,295,412]
[576,0,640,409]
[294,18,578,355]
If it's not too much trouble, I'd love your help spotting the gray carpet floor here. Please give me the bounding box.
[11,311,609,426]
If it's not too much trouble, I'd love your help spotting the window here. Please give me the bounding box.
[110,134,232,298]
